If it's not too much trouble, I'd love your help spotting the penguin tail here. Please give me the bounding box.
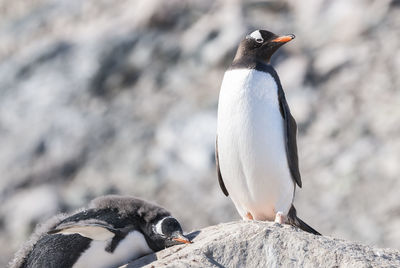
[287,205,321,236]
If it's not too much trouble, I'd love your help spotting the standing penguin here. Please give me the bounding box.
[216,30,320,235]
[10,195,191,268]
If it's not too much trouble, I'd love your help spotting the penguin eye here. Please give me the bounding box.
[255,38,264,43]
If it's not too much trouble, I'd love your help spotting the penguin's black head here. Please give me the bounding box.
[150,216,191,249]
[89,196,191,250]
[234,30,295,63]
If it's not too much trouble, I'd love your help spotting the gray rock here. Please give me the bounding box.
[126,221,400,268]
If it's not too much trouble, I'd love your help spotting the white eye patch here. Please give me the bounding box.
[247,30,264,43]
[153,216,173,235]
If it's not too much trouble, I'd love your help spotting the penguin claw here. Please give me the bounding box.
[245,212,254,220]
[274,211,285,224]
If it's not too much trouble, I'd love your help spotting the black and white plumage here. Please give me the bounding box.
[216,30,320,235]
[10,195,191,268]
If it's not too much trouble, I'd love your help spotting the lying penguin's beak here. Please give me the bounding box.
[172,233,192,244]
[271,34,295,43]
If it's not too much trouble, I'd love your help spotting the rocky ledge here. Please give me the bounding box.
[125,221,400,267]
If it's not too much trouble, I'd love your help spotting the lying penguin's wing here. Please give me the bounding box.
[216,136,229,196]
[51,225,115,241]
[49,220,117,241]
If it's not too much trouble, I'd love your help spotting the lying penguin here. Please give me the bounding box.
[10,195,191,268]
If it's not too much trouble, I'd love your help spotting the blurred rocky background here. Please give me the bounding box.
[0,0,399,265]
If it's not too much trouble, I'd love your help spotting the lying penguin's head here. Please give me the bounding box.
[150,216,191,249]
[87,195,192,250]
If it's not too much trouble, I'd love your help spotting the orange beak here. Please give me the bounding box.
[172,236,192,244]
[271,34,295,43]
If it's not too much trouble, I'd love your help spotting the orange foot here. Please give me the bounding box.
[246,212,254,220]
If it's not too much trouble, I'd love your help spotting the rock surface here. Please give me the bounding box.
[1,0,400,266]
[125,221,400,267]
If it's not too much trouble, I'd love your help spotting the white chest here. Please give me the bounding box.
[217,68,294,219]
[73,231,153,268]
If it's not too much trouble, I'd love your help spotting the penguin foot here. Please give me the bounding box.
[245,212,254,220]
[274,211,285,224]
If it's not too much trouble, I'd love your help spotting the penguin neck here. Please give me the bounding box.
[230,55,273,73]
[138,218,167,252]
[233,52,271,64]
[229,56,281,86]
[233,44,275,64]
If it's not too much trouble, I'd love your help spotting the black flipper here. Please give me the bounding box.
[287,205,320,235]
[216,137,229,196]
[278,87,302,188]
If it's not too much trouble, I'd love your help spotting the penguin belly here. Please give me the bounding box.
[217,68,295,220]
[73,231,152,268]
